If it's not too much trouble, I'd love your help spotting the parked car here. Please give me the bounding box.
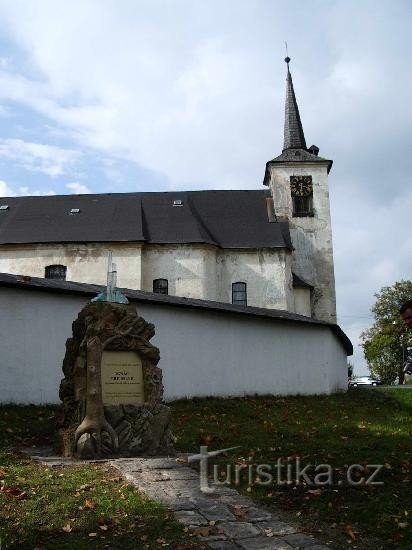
[349,376,381,388]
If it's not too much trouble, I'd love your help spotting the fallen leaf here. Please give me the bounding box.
[0,468,8,478]
[6,487,28,499]
[79,484,93,491]
[62,523,72,533]
[193,525,223,537]
[199,433,214,445]
[306,489,322,497]
[84,499,97,510]
[344,524,357,540]
[89,532,97,537]
[231,505,247,519]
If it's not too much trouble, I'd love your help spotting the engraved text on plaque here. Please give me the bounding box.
[101,351,144,405]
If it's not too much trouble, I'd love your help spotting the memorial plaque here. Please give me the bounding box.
[101,351,145,405]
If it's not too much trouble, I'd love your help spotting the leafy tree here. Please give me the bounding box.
[361,280,412,385]
[347,361,354,379]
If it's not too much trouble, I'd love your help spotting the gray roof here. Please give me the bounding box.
[263,60,333,186]
[263,148,333,186]
[292,272,314,289]
[0,272,353,355]
[283,63,307,151]
[0,190,292,250]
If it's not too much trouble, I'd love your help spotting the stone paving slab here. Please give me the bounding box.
[282,533,321,548]
[256,520,297,537]
[174,510,210,526]
[208,542,239,550]
[109,456,330,549]
[237,537,293,549]
[219,521,261,539]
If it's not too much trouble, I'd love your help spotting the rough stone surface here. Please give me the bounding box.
[237,537,293,549]
[219,521,261,539]
[257,520,297,536]
[174,510,209,526]
[208,542,239,550]
[282,533,320,547]
[57,302,173,459]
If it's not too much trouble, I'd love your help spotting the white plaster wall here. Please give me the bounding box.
[0,243,296,312]
[0,287,348,404]
[141,245,217,300]
[294,288,311,317]
[216,249,294,310]
[268,162,336,323]
[0,243,142,290]
[0,289,89,404]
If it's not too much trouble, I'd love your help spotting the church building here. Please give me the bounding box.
[0,58,336,324]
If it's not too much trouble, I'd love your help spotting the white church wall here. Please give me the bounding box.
[0,243,143,290]
[268,162,336,323]
[0,286,348,405]
[294,288,312,317]
[216,249,294,310]
[141,244,217,300]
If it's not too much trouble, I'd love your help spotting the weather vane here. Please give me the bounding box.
[285,41,291,65]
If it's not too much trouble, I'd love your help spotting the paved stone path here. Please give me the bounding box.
[110,457,330,550]
[25,449,329,549]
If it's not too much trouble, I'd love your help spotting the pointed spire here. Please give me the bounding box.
[283,57,307,151]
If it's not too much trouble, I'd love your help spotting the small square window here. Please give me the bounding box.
[153,278,168,295]
[45,264,67,280]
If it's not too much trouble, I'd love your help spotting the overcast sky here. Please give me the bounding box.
[0,0,410,374]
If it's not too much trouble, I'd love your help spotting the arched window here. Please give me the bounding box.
[45,264,67,280]
[153,278,168,295]
[232,282,247,306]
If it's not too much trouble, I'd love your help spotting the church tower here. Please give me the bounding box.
[263,57,336,323]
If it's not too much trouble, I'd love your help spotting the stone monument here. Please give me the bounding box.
[57,253,173,459]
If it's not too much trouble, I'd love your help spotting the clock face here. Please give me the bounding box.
[290,175,313,197]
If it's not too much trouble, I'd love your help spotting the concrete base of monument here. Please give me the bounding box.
[57,403,174,459]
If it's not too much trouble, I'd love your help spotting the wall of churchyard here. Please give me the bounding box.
[267,162,336,323]
[0,286,348,404]
[0,243,143,290]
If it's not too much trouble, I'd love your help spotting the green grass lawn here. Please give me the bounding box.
[0,406,201,550]
[172,388,412,549]
[1,389,411,549]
